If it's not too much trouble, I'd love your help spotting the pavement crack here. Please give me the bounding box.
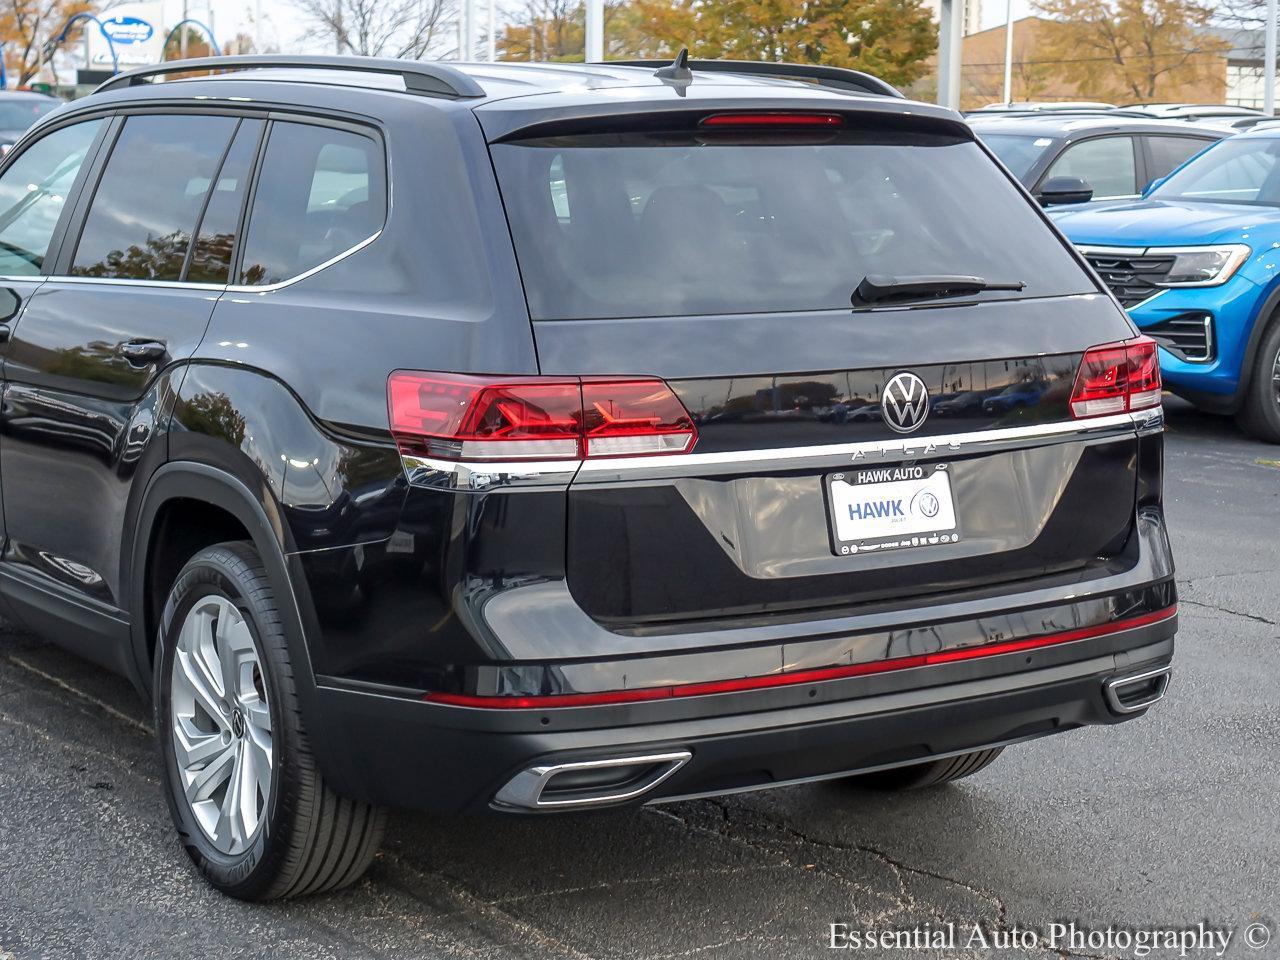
[3,654,152,734]
[1178,598,1277,626]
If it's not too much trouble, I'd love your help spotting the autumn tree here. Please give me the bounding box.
[622,0,937,86]
[0,0,94,86]
[293,0,456,58]
[497,0,638,61]
[1031,0,1230,102]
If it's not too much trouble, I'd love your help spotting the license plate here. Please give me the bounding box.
[826,464,959,556]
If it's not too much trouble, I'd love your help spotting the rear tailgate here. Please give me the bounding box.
[486,99,1141,630]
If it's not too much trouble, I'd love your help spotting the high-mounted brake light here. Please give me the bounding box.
[1069,336,1162,419]
[700,112,844,127]
[388,372,697,462]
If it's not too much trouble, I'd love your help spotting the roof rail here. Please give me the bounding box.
[93,55,486,100]
[606,58,903,99]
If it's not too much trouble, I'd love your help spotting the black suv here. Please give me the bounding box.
[0,55,1177,900]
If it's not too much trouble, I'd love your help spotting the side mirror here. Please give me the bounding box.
[1037,176,1094,206]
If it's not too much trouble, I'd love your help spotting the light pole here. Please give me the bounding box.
[1266,0,1277,116]
[488,0,496,61]
[1001,0,1014,105]
[586,0,603,61]
[937,0,964,109]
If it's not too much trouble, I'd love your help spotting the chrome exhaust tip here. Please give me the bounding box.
[493,750,692,811]
[1104,665,1172,715]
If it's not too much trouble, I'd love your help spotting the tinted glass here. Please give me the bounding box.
[1155,137,1280,205]
[239,122,384,285]
[187,118,263,284]
[1146,136,1214,182]
[0,119,101,276]
[0,98,60,132]
[72,114,237,280]
[978,133,1056,180]
[1044,136,1137,198]
[493,131,1093,321]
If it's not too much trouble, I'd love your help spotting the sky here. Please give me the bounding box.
[112,0,1034,61]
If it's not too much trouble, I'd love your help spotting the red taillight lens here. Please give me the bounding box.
[388,373,582,460]
[582,379,697,457]
[700,112,844,127]
[1069,336,1162,419]
[388,372,698,462]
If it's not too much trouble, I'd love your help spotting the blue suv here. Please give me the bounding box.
[1052,128,1280,442]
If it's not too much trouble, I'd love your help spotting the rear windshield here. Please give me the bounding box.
[976,132,1056,180]
[491,128,1093,320]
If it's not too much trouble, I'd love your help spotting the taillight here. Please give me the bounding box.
[700,113,843,127]
[1069,336,1162,419]
[388,372,697,462]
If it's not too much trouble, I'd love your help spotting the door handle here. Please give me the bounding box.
[119,339,169,364]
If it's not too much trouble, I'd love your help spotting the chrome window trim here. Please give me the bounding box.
[0,229,384,294]
[225,229,383,293]
[402,410,1157,491]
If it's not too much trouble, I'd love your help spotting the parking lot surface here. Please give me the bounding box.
[0,398,1275,960]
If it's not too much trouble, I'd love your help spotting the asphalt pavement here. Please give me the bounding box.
[0,397,1276,960]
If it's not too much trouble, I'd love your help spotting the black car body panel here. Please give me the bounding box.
[0,59,1176,814]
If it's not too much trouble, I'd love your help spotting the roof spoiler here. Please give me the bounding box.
[92,55,486,100]
[606,58,903,99]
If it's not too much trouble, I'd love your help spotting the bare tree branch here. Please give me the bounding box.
[293,0,457,59]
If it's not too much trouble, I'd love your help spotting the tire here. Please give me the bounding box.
[154,541,386,900]
[841,747,1005,791]
[1236,313,1280,443]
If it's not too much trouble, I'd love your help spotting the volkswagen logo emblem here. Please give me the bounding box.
[882,372,930,434]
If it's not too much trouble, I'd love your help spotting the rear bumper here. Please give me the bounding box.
[312,622,1175,813]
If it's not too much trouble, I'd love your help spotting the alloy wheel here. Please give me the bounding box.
[169,595,273,855]
[1272,344,1280,408]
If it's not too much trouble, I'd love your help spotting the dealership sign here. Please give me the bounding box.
[85,2,165,67]
[100,16,155,45]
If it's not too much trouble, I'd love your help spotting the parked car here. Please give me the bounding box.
[1052,127,1280,441]
[969,114,1225,205]
[1125,103,1264,123]
[0,54,1177,900]
[971,101,1118,113]
[0,90,62,152]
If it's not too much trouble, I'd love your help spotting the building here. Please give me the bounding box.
[954,17,1265,109]
[926,0,984,37]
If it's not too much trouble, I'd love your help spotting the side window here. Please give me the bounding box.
[1045,137,1138,199]
[71,114,238,280]
[186,119,264,284]
[1147,136,1212,181]
[239,122,385,286]
[0,119,103,276]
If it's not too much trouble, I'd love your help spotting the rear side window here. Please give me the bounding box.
[238,122,385,286]
[492,127,1095,321]
[1146,136,1212,181]
[0,119,102,276]
[1044,136,1138,199]
[72,114,238,280]
[1154,137,1280,205]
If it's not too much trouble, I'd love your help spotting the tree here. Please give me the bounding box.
[621,0,937,87]
[0,0,94,86]
[497,0,639,61]
[293,0,456,59]
[1031,0,1229,102]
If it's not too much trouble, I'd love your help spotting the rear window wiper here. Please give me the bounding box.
[852,274,1026,306]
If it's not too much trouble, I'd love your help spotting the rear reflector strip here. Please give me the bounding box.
[700,112,845,127]
[423,605,1177,709]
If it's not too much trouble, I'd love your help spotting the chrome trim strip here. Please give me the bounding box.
[574,412,1142,483]
[403,412,1152,490]
[14,275,227,292]
[1104,665,1171,714]
[493,750,693,810]
[225,230,382,293]
[401,454,581,491]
